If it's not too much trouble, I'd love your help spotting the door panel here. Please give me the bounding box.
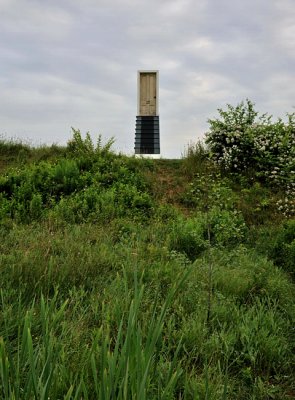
[140,73,157,116]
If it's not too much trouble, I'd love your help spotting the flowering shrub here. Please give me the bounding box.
[206,100,259,172]
[205,100,295,217]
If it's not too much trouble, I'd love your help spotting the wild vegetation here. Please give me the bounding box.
[0,101,295,399]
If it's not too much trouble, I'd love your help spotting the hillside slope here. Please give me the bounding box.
[0,136,295,399]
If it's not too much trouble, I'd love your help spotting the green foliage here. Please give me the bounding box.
[0,273,189,400]
[0,218,295,400]
[52,183,153,224]
[0,137,67,175]
[0,136,31,158]
[208,208,247,247]
[0,131,152,224]
[181,141,211,178]
[182,172,237,211]
[0,217,294,399]
[169,209,246,260]
[29,193,43,220]
[67,128,115,160]
[206,100,295,218]
[169,217,208,261]
[270,220,295,276]
[237,182,278,225]
[52,159,80,195]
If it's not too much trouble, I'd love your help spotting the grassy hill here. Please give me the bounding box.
[0,130,294,399]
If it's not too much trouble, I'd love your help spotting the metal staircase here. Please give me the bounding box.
[134,116,160,154]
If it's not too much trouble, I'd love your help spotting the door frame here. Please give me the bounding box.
[137,70,159,116]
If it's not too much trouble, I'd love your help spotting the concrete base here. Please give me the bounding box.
[134,154,161,159]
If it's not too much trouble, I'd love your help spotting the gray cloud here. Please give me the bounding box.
[0,0,294,157]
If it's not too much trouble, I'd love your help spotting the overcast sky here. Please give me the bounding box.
[1,0,294,158]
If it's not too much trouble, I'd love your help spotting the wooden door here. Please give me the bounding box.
[139,72,157,116]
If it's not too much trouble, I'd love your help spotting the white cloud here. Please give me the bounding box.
[0,0,294,157]
[0,1,73,38]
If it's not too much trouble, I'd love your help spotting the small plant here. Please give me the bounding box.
[270,220,295,276]
[182,141,210,178]
[169,217,208,261]
[29,193,43,220]
[182,172,237,211]
[67,128,115,159]
[207,207,247,247]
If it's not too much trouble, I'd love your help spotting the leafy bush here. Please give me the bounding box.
[67,128,115,161]
[182,172,237,211]
[169,217,208,261]
[205,99,259,172]
[205,100,295,182]
[29,193,43,220]
[0,160,84,222]
[169,209,246,260]
[206,100,295,218]
[208,207,247,247]
[51,182,153,224]
[0,131,154,224]
[52,159,81,195]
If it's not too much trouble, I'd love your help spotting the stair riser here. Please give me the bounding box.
[134,116,160,155]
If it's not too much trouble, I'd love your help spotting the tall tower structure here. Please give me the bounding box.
[134,71,160,154]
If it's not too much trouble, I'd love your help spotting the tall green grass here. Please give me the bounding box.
[1,220,294,399]
[0,270,192,399]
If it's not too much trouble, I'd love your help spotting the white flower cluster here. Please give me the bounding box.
[206,103,294,218]
[208,128,249,171]
[209,123,294,174]
[276,183,295,218]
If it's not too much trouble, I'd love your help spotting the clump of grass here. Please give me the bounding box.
[0,137,31,157]
[181,141,212,178]
[0,137,67,172]
[0,270,191,399]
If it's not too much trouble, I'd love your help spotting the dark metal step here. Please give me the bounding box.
[134,115,160,155]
